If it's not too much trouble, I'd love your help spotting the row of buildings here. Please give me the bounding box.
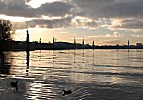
[1,30,143,51]
[2,39,143,51]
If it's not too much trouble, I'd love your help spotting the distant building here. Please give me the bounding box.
[136,43,142,47]
[39,38,41,43]
[116,44,119,46]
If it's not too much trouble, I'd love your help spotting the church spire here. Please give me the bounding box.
[82,38,84,45]
[74,37,76,44]
[128,40,130,46]
[93,40,94,46]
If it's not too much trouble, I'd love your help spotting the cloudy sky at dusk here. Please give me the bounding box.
[0,0,143,45]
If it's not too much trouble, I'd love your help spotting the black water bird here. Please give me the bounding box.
[10,80,18,91]
[62,89,72,96]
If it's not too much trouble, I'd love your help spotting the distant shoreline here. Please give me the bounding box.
[1,40,143,51]
[2,48,143,52]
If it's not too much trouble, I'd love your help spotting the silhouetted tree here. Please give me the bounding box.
[0,19,15,50]
[0,19,14,41]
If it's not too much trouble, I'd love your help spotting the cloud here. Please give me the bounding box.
[88,32,123,38]
[71,0,143,19]
[0,0,75,18]
[36,1,74,17]
[0,0,34,17]
[12,16,73,29]
[0,1,6,10]
[12,15,100,29]
[71,16,99,29]
[25,0,31,3]
[114,18,143,29]
[102,39,122,45]
[28,17,73,28]
[1,0,143,19]
[1,0,143,30]
[12,22,27,29]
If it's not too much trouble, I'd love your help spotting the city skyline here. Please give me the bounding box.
[0,0,143,45]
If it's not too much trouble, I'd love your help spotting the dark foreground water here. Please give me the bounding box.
[0,49,143,100]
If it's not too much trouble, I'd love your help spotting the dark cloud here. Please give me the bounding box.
[1,0,143,19]
[0,0,34,17]
[28,16,72,28]
[36,1,74,17]
[71,0,143,19]
[25,0,31,3]
[71,0,115,18]
[102,0,143,18]
[0,0,75,18]
[114,18,143,29]
[12,16,73,29]
[69,0,143,29]
[0,1,6,10]
[1,0,143,30]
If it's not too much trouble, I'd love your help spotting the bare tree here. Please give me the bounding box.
[0,19,14,41]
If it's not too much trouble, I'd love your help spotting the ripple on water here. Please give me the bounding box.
[1,50,143,99]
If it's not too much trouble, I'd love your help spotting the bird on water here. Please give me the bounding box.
[10,80,18,91]
[62,89,72,96]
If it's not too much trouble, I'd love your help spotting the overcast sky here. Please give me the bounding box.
[0,0,143,45]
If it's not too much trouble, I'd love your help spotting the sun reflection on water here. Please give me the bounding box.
[1,49,143,99]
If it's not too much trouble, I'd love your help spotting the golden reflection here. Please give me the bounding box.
[1,50,143,99]
[27,83,43,99]
[27,81,55,100]
[0,52,12,75]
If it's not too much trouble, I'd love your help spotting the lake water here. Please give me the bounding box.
[0,49,143,100]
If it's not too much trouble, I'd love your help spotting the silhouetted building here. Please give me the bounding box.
[116,44,119,46]
[39,38,41,43]
[136,43,142,47]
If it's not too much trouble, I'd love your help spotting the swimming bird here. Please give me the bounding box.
[62,89,72,96]
[10,80,18,91]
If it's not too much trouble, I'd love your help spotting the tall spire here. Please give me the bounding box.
[26,30,29,42]
[26,30,29,51]
[74,37,76,44]
[26,30,30,66]
[39,38,41,43]
[128,40,130,46]
[53,37,55,44]
[93,40,94,46]
[82,38,84,45]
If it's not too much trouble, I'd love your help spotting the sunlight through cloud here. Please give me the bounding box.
[27,0,62,8]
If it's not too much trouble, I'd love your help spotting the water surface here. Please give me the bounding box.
[0,49,143,100]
